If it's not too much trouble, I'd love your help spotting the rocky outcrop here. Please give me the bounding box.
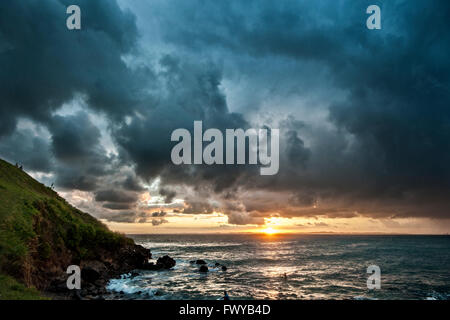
[112,244,152,272]
[156,255,176,269]
[142,255,176,271]
[45,243,151,299]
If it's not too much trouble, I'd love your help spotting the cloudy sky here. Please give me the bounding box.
[1,0,450,234]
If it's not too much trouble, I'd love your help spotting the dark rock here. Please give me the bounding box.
[81,266,100,283]
[116,245,152,271]
[221,265,227,271]
[214,262,221,267]
[45,245,151,299]
[142,255,176,270]
[199,265,209,272]
[156,255,176,269]
[142,262,161,271]
[195,259,207,265]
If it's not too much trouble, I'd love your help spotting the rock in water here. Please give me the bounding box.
[156,255,176,269]
[199,265,209,272]
[221,265,227,271]
[195,259,207,265]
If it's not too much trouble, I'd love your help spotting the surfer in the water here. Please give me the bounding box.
[223,291,230,300]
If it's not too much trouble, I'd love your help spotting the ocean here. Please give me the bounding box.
[106,234,450,300]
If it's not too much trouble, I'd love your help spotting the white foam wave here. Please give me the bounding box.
[107,278,156,296]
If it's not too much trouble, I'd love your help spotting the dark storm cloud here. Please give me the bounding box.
[97,210,169,224]
[98,211,139,223]
[1,0,450,224]
[181,199,216,215]
[48,111,114,191]
[102,202,133,210]
[55,169,99,191]
[0,0,152,197]
[95,189,138,204]
[49,112,104,164]
[159,187,176,204]
[144,0,450,219]
[0,0,148,136]
[121,175,146,192]
[227,212,265,226]
[0,128,52,172]
[112,54,253,191]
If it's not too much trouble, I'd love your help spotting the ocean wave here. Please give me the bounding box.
[107,278,155,296]
[425,291,450,300]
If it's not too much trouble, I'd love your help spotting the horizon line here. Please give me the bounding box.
[124,232,450,236]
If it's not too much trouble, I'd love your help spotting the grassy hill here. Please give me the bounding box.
[0,158,145,299]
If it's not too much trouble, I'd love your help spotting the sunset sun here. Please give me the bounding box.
[261,227,278,235]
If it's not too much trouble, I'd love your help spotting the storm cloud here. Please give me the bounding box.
[1,0,450,225]
[0,0,148,136]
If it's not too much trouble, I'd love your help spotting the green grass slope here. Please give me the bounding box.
[0,274,47,300]
[0,158,133,299]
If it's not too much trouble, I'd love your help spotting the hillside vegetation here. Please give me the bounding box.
[0,158,136,299]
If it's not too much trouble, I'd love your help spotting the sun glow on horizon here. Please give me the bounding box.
[261,227,278,235]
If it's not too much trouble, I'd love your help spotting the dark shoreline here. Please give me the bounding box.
[42,244,152,300]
